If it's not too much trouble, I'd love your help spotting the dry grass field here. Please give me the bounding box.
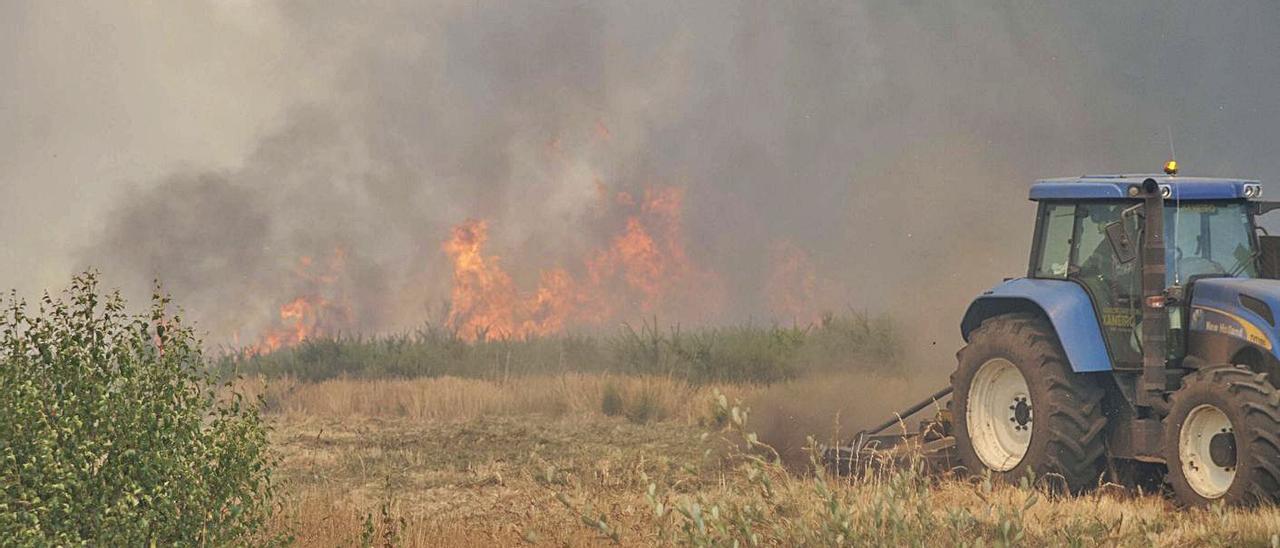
[257,374,1280,547]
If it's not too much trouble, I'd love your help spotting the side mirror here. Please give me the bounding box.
[1105,220,1138,264]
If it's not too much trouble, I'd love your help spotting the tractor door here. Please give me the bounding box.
[1073,203,1144,368]
[1032,201,1144,368]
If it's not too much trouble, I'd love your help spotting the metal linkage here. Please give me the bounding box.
[861,385,953,437]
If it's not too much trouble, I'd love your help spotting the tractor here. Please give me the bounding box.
[826,168,1280,506]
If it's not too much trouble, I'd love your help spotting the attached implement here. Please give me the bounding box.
[823,387,954,475]
[825,169,1280,507]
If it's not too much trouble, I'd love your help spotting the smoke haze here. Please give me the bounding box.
[3,2,1280,375]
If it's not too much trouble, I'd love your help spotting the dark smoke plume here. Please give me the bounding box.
[0,1,1268,372]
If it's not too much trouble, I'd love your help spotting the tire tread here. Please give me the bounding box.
[954,313,1108,492]
[1166,365,1280,505]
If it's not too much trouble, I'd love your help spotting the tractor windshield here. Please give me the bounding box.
[1165,202,1257,282]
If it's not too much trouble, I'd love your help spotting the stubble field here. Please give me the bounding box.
[254,374,1280,547]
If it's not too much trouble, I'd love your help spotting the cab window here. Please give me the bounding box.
[1166,202,1257,281]
[1034,203,1074,278]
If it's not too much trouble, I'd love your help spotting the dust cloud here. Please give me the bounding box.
[3,2,1280,380]
[746,372,937,470]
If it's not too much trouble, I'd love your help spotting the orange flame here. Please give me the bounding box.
[443,219,525,339]
[252,248,352,353]
[443,185,721,341]
[254,296,325,353]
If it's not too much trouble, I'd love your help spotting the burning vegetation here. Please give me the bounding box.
[442,185,723,341]
[244,181,838,350]
[251,249,354,353]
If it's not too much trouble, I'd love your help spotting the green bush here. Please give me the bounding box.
[0,273,275,545]
[601,382,624,417]
[795,312,901,373]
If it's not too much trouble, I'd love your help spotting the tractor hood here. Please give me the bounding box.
[1188,277,1280,359]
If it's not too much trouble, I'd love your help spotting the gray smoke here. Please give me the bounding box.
[3,1,1279,369]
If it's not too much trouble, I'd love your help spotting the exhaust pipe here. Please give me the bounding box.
[1139,178,1169,413]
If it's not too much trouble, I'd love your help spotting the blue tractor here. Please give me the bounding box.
[829,168,1280,506]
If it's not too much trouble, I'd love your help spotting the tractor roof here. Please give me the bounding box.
[1029,174,1262,201]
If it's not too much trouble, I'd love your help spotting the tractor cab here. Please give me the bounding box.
[1025,174,1280,373]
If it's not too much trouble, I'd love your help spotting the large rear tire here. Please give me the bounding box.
[1164,365,1280,506]
[952,314,1108,493]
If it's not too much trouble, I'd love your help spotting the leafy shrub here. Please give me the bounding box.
[0,273,274,545]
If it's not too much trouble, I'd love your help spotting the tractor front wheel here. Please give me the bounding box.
[1164,365,1280,506]
[952,314,1108,492]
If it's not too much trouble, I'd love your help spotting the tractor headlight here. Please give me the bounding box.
[1244,184,1263,199]
[1160,185,1173,199]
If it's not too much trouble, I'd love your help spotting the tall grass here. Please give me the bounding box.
[221,328,608,382]
[219,312,901,384]
[236,373,748,424]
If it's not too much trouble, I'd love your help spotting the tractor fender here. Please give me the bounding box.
[960,278,1112,372]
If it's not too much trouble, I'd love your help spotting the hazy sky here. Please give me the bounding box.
[1,3,302,290]
[3,1,1279,359]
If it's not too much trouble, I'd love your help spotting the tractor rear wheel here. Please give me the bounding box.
[1164,365,1280,506]
[952,314,1107,493]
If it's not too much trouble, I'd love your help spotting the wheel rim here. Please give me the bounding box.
[967,358,1032,471]
[1179,404,1236,499]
